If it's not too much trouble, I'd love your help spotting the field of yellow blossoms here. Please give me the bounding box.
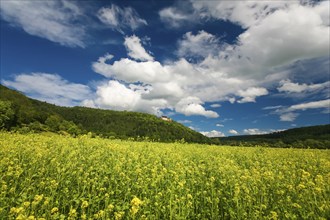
[0,132,329,219]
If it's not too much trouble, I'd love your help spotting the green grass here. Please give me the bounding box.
[0,132,329,219]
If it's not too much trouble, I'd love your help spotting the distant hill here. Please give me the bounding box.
[213,124,330,149]
[0,84,210,143]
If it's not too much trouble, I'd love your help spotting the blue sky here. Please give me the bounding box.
[1,0,329,137]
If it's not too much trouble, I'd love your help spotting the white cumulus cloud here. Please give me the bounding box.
[243,128,269,135]
[280,112,300,122]
[175,97,219,118]
[124,35,154,61]
[92,55,169,83]
[200,130,225,137]
[197,1,330,81]
[228,129,239,135]
[83,80,168,115]
[237,87,268,103]
[177,30,220,59]
[94,80,141,111]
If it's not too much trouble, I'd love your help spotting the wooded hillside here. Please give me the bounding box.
[0,85,210,143]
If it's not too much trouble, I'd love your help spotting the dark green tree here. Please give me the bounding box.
[0,100,15,129]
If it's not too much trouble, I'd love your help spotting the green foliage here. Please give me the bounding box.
[0,100,15,129]
[1,132,329,219]
[45,115,62,132]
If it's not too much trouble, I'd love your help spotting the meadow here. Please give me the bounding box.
[0,132,329,219]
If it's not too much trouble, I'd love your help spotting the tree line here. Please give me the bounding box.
[212,124,330,149]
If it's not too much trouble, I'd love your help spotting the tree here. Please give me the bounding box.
[0,100,15,129]
[45,115,62,132]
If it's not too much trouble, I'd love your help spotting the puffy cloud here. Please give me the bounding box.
[124,35,154,61]
[237,87,268,103]
[238,4,329,68]
[83,80,168,115]
[2,73,92,106]
[0,0,86,47]
[175,97,219,118]
[277,80,330,93]
[197,1,329,81]
[200,130,225,137]
[228,129,239,135]
[92,55,170,84]
[280,112,299,122]
[94,80,141,111]
[91,50,268,116]
[97,4,147,33]
[243,128,269,135]
[177,31,220,59]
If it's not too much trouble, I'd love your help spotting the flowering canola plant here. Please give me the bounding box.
[0,132,329,219]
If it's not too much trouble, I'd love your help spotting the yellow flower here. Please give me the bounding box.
[16,214,27,220]
[114,211,124,220]
[107,204,114,211]
[131,206,139,215]
[81,201,89,209]
[131,197,143,207]
[81,214,87,220]
[94,210,105,219]
[10,207,17,214]
[297,183,306,190]
[23,202,30,208]
[301,170,310,179]
[69,208,77,217]
[34,194,43,202]
[10,207,24,214]
[51,207,59,214]
[269,211,278,220]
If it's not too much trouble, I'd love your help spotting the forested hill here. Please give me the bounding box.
[0,85,210,143]
[213,124,330,149]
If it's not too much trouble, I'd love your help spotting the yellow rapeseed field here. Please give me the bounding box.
[0,132,329,219]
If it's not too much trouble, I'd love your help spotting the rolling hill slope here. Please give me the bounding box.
[0,85,210,143]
